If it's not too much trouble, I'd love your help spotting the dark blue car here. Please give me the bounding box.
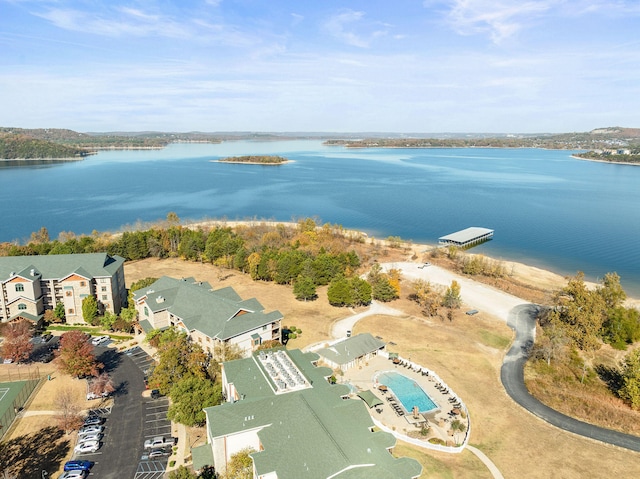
[63,460,92,472]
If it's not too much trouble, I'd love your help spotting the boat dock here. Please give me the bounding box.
[438,227,494,248]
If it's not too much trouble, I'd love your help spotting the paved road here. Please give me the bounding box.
[501,304,640,453]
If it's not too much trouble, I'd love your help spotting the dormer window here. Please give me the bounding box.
[18,303,27,310]
[15,284,24,292]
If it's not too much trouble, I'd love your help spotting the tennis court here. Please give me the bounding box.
[0,379,39,438]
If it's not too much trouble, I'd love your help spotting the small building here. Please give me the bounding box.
[316,333,386,371]
[194,348,422,479]
[0,253,127,325]
[133,276,282,357]
[438,227,494,248]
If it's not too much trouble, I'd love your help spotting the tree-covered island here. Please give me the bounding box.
[216,155,291,164]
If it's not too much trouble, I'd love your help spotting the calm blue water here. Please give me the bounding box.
[378,371,438,413]
[1,140,639,295]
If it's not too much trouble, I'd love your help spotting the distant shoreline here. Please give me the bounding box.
[571,155,640,166]
[214,159,294,165]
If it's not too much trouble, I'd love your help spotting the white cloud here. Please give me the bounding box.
[436,0,557,43]
[324,9,389,48]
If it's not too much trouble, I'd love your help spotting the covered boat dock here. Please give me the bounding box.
[438,227,494,248]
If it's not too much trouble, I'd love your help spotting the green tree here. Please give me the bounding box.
[82,295,98,324]
[53,301,66,322]
[225,448,254,479]
[442,280,462,309]
[100,310,117,330]
[618,349,640,410]
[602,307,640,349]
[293,275,317,301]
[168,466,197,479]
[168,377,222,426]
[327,277,352,307]
[548,272,605,352]
[350,277,372,306]
[597,272,627,310]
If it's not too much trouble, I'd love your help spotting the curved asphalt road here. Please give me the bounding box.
[501,304,640,453]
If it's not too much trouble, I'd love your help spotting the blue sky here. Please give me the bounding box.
[1,0,639,133]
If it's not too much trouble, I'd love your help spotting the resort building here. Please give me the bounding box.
[316,333,386,371]
[0,253,127,326]
[192,348,422,479]
[133,276,282,357]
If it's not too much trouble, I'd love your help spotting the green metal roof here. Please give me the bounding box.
[191,443,214,471]
[205,348,422,479]
[134,276,283,342]
[317,333,386,366]
[0,253,124,281]
[357,390,383,409]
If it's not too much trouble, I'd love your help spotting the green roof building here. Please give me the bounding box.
[316,333,386,371]
[0,253,126,325]
[133,276,282,357]
[197,348,422,479]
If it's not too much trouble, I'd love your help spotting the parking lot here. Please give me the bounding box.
[125,346,172,479]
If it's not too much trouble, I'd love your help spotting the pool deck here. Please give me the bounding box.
[340,354,469,448]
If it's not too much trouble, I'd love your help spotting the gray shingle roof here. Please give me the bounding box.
[206,349,422,479]
[317,333,386,366]
[0,253,124,281]
[135,276,283,341]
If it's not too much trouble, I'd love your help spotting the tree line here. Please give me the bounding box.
[1,217,404,306]
[534,272,640,409]
[0,134,88,159]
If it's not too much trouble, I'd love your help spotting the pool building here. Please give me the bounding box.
[193,348,422,479]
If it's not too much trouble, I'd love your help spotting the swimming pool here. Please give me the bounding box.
[377,371,438,413]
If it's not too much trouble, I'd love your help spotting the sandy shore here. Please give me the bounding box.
[572,155,640,166]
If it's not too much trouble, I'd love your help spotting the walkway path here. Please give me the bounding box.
[466,445,505,479]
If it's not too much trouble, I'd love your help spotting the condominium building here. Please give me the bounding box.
[0,253,127,325]
[133,276,283,357]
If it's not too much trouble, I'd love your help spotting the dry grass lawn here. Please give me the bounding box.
[124,257,640,478]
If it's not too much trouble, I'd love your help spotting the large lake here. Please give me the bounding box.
[2,140,639,295]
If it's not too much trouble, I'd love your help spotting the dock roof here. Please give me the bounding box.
[438,227,493,245]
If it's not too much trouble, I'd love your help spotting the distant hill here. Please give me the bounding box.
[0,133,89,160]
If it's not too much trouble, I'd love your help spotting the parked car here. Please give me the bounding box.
[465,309,479,316]
[150,389,161,399]
[78,432,102,443]
[144,436,176,449]
[41,333,53,342]
[148,448,171,459]
[78,425,104,436]
[91,335,109,346]
[86,391,109,400]
[40,351,54,363]
[83,416,104,426]
[59,470,87,479]
[63,460,93,472]
[2,358,13,364]
[74,440,100,454]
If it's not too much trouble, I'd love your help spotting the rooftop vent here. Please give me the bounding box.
[156,295,165,303]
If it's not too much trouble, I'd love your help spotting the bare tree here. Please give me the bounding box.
[89,372,116,397]
[54,389,83,434]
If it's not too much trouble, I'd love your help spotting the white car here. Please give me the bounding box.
[78,425,104,436]
[144,436,175,449]
[74,440,100,454]
[78,432,102,443]
[91,335,109,346]
[59,471,87,479]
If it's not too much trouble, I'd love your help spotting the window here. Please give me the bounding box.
[102,295,108,300]
[68,308,74,314]
[18,304,27,310]
[15,284,24,292]
[253,338,260,346]
[65,291,72,297]
[262,325,268,331]
[101,286,107,292]
[144,307,149,316]
[80,281,86,287]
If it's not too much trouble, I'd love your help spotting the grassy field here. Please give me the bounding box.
[124,256,640,478]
